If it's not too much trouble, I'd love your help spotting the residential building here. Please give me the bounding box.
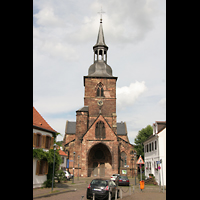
[33,106,57,188]
[143,121,166,186]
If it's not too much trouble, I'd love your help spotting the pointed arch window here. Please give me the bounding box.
[96,83,104,97]
[95,121,105,139]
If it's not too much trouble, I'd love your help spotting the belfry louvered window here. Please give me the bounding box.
[95,121,105,139]
[97,83,104,97]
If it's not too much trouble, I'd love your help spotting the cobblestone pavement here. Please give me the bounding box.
[33,177,166,200]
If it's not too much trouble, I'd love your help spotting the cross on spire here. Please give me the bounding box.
[98,7,105,23]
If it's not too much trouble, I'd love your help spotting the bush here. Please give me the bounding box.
[43,179,55,188]
[55,170,65,183]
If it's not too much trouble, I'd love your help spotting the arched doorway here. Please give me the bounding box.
[88,143,112,177]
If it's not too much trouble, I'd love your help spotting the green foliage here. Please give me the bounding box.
[55,169,65,183]
[33,148,62,187]
[134,125,153,159]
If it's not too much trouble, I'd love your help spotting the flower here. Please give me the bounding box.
[158,166,161,170]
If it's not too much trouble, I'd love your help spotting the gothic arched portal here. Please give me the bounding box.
[87,143,112,177]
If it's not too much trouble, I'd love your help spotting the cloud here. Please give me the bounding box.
[116,81,147,110]
[158,97,166,108]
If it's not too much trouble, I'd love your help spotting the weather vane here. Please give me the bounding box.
[98,7,105,22]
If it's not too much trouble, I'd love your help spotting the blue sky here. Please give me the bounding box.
[33,0,166,144]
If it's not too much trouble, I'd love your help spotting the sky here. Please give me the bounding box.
[33,0,166,144]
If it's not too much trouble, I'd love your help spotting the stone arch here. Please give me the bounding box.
[87,143,112,177]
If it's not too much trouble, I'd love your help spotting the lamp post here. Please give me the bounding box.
[52,144,57,191]
[78,155,80,181]
[72,152,75,183]
[130,150,134,178]
[134,151,137,185]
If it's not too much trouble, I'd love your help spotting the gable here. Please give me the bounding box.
[33,107,56,133]
[82,114,117,141]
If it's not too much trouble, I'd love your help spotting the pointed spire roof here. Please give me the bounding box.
[93,20,108,49]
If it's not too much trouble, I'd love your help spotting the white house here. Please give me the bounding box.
[58,146,68,171]
[33,107,57,188]
[143,121,166,186]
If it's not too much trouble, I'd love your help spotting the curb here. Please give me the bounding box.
[33,189,76,199]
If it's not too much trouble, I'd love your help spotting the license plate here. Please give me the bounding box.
[94,189,101,191]
[123,180,126,181]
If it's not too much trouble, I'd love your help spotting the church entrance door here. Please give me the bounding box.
[100,162,105,177]
[88,143,112,177]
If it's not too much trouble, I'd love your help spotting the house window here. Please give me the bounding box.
[155,141,157,150]
[95,121,105,139]
[36,160,48,175]
[62,157,64,164]
[149,143,151,152]
[147,144,148,152]
[45,136,51,149]
[96,83,104,97]
[152,142,154,151]
[36,134,41,147]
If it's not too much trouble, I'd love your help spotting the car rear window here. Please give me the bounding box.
[91,180,108,186]
[119,176,128,179]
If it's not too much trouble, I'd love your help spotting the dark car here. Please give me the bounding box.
[86,178,119,199]
[118,176,130,186]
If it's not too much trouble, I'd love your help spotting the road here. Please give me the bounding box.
[33,177,166,200]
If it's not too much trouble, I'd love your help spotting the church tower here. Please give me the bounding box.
[83,19,118,133]
[64,18,135,178]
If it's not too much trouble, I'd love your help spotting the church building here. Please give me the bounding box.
[63,18,136,177]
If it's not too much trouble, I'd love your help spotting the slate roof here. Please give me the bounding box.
[33,107,57,133]
[65,121,127,135]
[65,121,76,134]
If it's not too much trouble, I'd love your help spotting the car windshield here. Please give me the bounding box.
[113,174,118,176]
[91,180,108,186]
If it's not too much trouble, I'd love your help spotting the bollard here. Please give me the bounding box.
[81,195,84,200]
[120,188,122,199]
[108,191,111,200]
[93,193,95,200]
[129,186,131,195]
[132,185,134,193]
[115,189,117,200]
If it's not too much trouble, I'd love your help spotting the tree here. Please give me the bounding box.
[134,125,153,159]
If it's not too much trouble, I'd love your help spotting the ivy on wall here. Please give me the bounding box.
[33,148,62,186]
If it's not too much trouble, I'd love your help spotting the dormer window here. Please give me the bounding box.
[97,83,104,97]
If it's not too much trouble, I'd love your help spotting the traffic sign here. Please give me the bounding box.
[136,155,145,164]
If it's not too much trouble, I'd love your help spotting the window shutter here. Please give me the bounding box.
[50,137,54,149]
[36,160,40,175]
[45,161,48,174]
[33,133,37,147]
[41,135,46,149]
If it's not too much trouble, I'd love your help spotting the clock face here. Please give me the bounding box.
[97,100,103,106]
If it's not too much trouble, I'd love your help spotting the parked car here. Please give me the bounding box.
[110,174,120,183]
[86,178,119,200]
[118,176,130,186]
[64,171,72,180]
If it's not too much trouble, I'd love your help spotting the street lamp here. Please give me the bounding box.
[78,155,80,181]
[72,152,76,183]
[134,151,137,185]
[52,143,57,191]
[130,150,134,178]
